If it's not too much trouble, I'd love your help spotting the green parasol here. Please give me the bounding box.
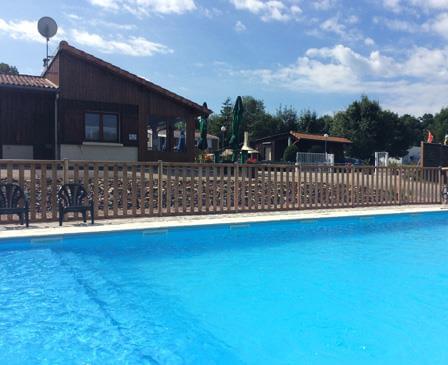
[229,96,244,162]
[197,102,209,151]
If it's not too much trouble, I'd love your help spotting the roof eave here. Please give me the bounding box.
[0,84,59,93]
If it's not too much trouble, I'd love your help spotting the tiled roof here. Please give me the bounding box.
[290,131,352,144]
[45,41,211,114]
[0,74,58,90]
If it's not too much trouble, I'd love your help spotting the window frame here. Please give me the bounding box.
[84,111,120,143]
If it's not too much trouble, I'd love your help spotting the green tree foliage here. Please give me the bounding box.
[241,96,280,140]
[283,144,299,162]
[208,97,234,148]
[297,110,329,134]
[275,105,298,132]
[428,108,448,143]
[400,114,424,146]
[330,96,416,161]
[0,63,19,75]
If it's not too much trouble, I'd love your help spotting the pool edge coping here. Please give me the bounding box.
[0,205,446,242]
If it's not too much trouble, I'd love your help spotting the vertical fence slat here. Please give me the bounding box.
[93,163,99,219]
[30,164,36,221]
[103,163,109,218]
[113,164,119,217]
[122,163,129,217]
[51,163,58,220]
[174,166,179,215]
[205,166,210,213]
[181,166,187,214]
[234,165,239,212]
[226,165,232,212]
[291,166,296,210]
[198,166,203,213]
[139,165,146,216]
[166,165,172,215]
[41,163,47,221]
[219,166,224,212]
[131,165,137,217]
[148,164,153,216]
[157,162,163,216]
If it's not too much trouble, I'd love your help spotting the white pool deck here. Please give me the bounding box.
[0,205,446,241]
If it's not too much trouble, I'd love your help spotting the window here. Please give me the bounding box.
[85,113,100,141]
[147,118,188,153]
[147,120,167,151]
[84,112,119,143]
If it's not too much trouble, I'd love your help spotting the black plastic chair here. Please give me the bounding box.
[0,183,29,227]
[58,183,94,226]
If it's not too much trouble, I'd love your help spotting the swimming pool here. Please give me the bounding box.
[1,212,448,364]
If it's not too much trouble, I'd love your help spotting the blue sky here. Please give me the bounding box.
[1,0,448,116]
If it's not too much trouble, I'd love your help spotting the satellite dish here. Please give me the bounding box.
[38,17,58,39]
[37,17,58,67]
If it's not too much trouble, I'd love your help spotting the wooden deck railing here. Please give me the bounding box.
[0,160,444,223]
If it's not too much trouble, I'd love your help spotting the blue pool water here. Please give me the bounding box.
[1,213,448,364]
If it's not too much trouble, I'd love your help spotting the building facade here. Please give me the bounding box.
[0,41,211,162]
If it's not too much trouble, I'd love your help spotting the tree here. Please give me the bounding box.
[275,105,298,132]
[241,96,280,140]
[429,108,448,143]
[0,63,19,75]
[400,114,424,146]
[296,110,329,134]
[208,97,233,139]
[283,144,298,162]
[330,96,414,161]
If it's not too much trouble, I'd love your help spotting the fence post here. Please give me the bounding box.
[63,158,69,184]
[351,166,355,207]
[234,163,239,212]
[398,167,402,205]
[158,160,163,216]
[296,163,301,209]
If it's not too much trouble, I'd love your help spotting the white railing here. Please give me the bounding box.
[296,152,334,165]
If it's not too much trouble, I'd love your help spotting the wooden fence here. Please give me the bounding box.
[0,160,444,224]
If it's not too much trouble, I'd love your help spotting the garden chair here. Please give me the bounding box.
[0,183,29,227]
[58,183,94,226]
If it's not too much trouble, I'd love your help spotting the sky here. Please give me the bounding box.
[1,0,448,117]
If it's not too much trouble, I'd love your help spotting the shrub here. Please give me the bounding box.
[283,144,299,162]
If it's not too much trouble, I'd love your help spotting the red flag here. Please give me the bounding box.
[427,131,434,143]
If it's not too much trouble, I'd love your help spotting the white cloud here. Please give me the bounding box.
[383,0,448,11]
[230,0,302,22]
[0,18,65,45]
[0,18,51,43]
[71,29,173,56]
[0,17,170,57]
[374,17,419,33]
[240,45,448,115]
[89,0,120,10]
[383,0,401,11]
[409,0,448,9]
[312,0,336,10]
[318,16,363,41]
[364,37,375,46]
[320,17,346,36]
[88,0,197,16]
[235,20,247,32]
[424,13,448,38]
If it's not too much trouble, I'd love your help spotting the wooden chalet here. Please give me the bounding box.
[0,41,211,161]
[255,131,352,163]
